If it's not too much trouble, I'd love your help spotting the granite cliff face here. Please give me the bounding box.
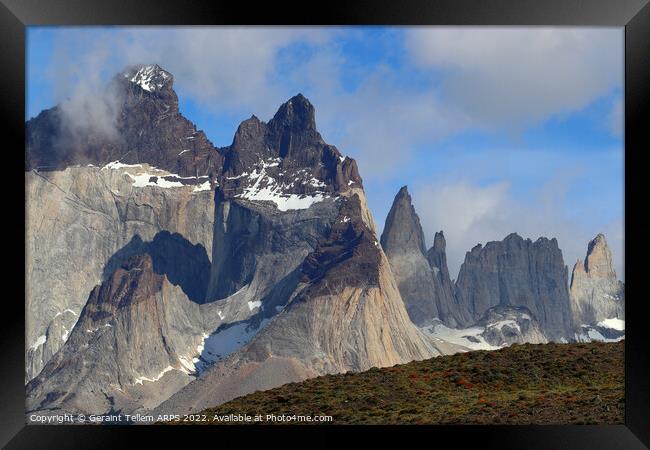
[380,187,439,325]
[570,234,624,339]
[205,94,362,305]
[25,165,216,382]
[380,187,467,327]
[454,233,573,340]
[153,194,458,416]
[27,254,217,415]
[26,64,224,382]
[427,231,471,328]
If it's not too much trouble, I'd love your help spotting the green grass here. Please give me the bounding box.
[171,341,624,425]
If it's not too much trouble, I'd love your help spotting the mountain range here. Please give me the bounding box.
[24,64,624,420]
[380,186,625,349]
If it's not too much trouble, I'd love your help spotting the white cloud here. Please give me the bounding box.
[48,32,124,145]
[412,180,513,278]
[404,27,623,130]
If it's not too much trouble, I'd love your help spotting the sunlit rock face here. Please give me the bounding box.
[569,234,625,332]
[25,165,216,382]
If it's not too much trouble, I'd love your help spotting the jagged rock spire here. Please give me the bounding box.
[380,186,427,256]
[583,233,617,279]
[570,233,624,326]
[269,93,317,133]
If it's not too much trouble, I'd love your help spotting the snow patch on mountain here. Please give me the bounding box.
[102,161,213,191]
[192,181,211,192]
[128,65,171,92]
[102,161,143,171]
[134,365,175,385]
[597,317,624,331]
[486,319,521,333]
[575,323,625,343]
[247,300,262,311]
[29,335,47,351]
[194,319,269,373]
[128,173,185,188]
[235,158,333,211]
[421,321,501,351]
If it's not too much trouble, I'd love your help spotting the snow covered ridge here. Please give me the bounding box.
[233,157,337,212]
[101,161,212,193]
[125,65,171,92]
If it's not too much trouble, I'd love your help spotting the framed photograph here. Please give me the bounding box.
[3,0,648,447]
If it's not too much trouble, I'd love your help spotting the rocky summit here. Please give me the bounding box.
[570,234,625,340]
[26,64,223,180]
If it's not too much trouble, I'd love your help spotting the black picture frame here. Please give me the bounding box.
[3,0,648,448]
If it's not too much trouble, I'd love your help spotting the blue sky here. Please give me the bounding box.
[26,26,624,279]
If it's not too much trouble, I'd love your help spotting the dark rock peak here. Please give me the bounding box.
[230,116,266,151]
[26,66,363,197]
[427,231,449,271]
[396,185,409,198]
[464,233,566,267]
[228,95,323,156]
[471,233,561,256]
[432,231,446,251]
[269,93,317,133]
[219,93,361,200]
[503,232,526,243]
[380,185,427,256]
[87,253,164,313]
[26,63,222,176]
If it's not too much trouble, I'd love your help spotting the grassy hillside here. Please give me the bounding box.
[174,341,624,425]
